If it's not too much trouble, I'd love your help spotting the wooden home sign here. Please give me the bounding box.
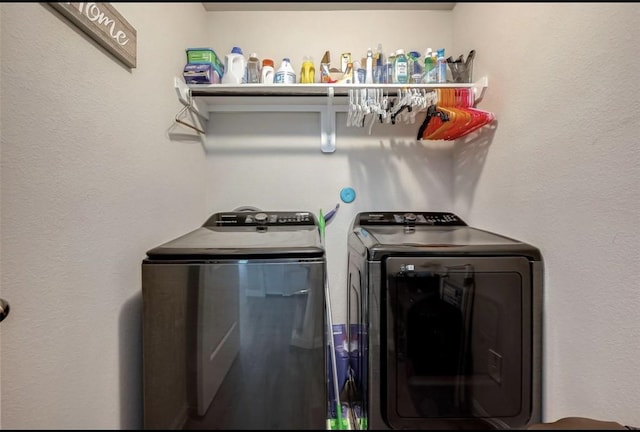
[51,2,137,68]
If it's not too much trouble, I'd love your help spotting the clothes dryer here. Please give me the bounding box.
[346,211,543,430]
[142,210,326,429]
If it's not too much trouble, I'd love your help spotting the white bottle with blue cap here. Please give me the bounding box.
[222,46,247,84]
[274,58,296,84]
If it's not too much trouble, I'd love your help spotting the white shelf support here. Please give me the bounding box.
[174,76,190,106]
[472,76,489,105]
[174,77,209,134]
[321,86,336,153]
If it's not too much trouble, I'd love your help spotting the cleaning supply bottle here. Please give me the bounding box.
[365,48,374,84]
[261,58,275,84]
[274,57,296,84]
[385,52,395,84]
[246,52,261,84]
[373,43,383,84]
[221,46,246,84]
[393,48,409,84]
[343,62,354,83]
[407,51,415,82]
[424,48,436,83]
[340,52,351,74]
[300,56,315,84]
[408,51,422,83]
[436,48,447,83]
[320,50,331,83]
[353,61,362,84]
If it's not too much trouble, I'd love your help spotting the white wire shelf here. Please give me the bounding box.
[173,77,489,153]
[186,79,487,97]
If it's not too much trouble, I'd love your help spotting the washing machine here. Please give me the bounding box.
[346,211,543,430]
[142,210,326,430]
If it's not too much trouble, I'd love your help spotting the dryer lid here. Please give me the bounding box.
[357,225,523,247]
[351,212,541,260]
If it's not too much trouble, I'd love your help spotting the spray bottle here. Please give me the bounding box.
[365,48,374,84]
[408,51,422,83]
[384,52,395,84]
[436,48,447,84]
[373,43,383,84]
[424,48,436,83]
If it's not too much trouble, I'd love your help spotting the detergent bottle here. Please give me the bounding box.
[274,58,296,84]
[221,46,247,84]
[300,56,315,84]
[246,52,261,84]
[261,59,275,84]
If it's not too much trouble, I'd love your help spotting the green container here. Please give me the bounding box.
[186,47,225,76]
[187,47,215,63]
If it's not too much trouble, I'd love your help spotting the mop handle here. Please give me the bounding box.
[319,209,344,429]
[325,268,344,428]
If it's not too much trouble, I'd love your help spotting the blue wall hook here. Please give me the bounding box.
[340,187,356,203]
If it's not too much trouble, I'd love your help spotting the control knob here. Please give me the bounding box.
[403,213,417,223]
[254,212,268,223]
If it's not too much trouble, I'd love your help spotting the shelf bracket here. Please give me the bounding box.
[472,76,489,105]
[174,77,209,135]
[320,86,336,153]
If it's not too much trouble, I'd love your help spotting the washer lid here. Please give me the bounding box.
[146,211,324,259]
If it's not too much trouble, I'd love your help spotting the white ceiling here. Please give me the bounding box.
[202,2,456,12]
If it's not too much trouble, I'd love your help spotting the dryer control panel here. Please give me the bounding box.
[205,211,316,227]
[356,212,467,226]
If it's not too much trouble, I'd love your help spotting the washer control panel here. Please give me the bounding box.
[357,212,467,226]
[205,211,316,227]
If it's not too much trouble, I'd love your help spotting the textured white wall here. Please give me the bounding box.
[2,2,638,429]
[452,2,640,427]
[204,9,456,324]
[0,3,209,428]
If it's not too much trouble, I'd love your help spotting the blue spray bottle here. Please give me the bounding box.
[436,48,447,84]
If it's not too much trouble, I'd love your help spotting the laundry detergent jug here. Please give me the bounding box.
[274,58,296,84]
[300,56,315,84]
[221,46,246,84]
[261,59,275,84]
